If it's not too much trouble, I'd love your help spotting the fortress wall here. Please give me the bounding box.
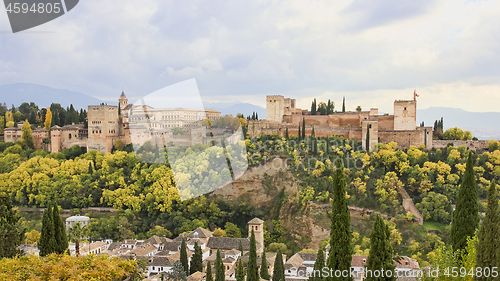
[378,130,427,149]
[432,140,489,151]
[303,115,330,125]
[339,114,362,127]
[376,115,395,131]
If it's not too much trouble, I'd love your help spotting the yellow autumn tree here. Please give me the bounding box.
[44,108,52,129]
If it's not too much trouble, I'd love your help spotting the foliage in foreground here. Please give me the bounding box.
[0,254,139,281]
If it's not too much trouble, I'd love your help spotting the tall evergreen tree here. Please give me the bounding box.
[247,229,259,281]
[39,203,57,256]
[310,248,325,281]
[451,151,479,253]
[255,113,258,120]
[206,261,213,281]
[238,240,243,255]
[365,125,370,152]
[260,247,270,280]
[342,96,345,112]
[311,126,316,154]
[190,241,203,274]
[215,249,225,281]
[365,214,396,281]
[180,238,189,274]
[298,124,301,142]
[302,117,306,139]
[272,250,284,281]
[285,127,289,139]
[326,162,353,281]
[0,193,25,258]
[52,203,68,254]
[476,181,500,280]
[236,260,245,281]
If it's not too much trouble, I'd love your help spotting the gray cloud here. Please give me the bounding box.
[0,0,499,112]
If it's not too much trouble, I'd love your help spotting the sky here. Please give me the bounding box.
[0,0,499,114]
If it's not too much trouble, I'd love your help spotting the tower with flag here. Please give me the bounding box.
[413,89,419,101]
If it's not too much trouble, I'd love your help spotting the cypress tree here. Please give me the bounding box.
[260,247,270,280]
[206,261,213,281]
[215,249,225,281]
[476,181,500,280]
[285,127,289,139]
[342,96,345,112]
[239,240,243,255]
[365,214,396,281]
[326,162,353,281]
[180,238,189,274]
[365,125,370,152]
[310,248,325,281]
[190,241,203,274]
[247,229,259,281]
[39,203,57,256]
[302,118,306,139]
[451,151,479,253]
[52,203,68,254]
[236,260,245,281]
[272,250,284,281]
[256,113,258,120]
[311,126,316,154]
[0,193,25,258]
[298,124,301,142]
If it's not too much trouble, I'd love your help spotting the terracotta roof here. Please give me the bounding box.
[396,256,420,269]
[163,241,182,252]
[127,243,157,257]
[148,256,172,267]
[248,218,264,224]
[351,255,368,267]
[187,271,206,281]
[207,237,256,251]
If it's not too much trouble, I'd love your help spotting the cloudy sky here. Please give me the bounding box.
[0,0,499,113]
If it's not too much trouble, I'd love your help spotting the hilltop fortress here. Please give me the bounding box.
[4,91,222,154]
[248,94,434,150]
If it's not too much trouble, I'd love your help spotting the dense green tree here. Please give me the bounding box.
[272,250,284,281]
[365,214,396,281]
[190,241,203,274]
[180,238,189,274]
[298,124,301,141]
[21,120,34,150]
[415,192,453,223]
[236,260,245,281]
[0,193,25,258]
[39,204,57,256]
[342,96,345,112]
[326,162,353,281]
[167,260,188,281]
[224,222,241,238]
[260,247,270,280]
[206,261,213,281]
[247,229,259,281]
[476,182,500,280]
[311,99,317,115]
[451,152,479,253]
[310,248,324,281]
[285,127,289,139]
[52,203,68,254]
[215,249,225,281]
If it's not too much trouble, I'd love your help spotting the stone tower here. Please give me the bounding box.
[119,91,128,111]
[87,105,120,153]
[266,95,285,123]
[50,126,62,153]
[248,218,264,254]
[393,100,417,131]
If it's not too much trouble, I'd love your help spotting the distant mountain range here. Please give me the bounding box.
[417,107,500,140]
[0,83,104,110]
